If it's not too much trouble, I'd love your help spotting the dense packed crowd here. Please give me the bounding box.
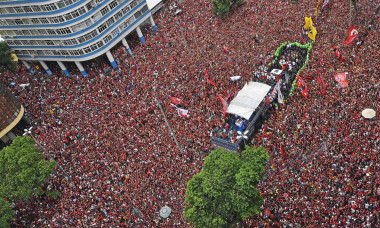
[1,0,378,227]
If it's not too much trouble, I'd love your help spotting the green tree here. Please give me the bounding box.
[183,146,269,228]
[0,136,55,201]
[0,41,17,73]
[0,198,14,228]
[211,0,242,17]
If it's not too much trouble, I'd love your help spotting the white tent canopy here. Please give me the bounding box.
[226,82,271,120]
[146,0,162,10]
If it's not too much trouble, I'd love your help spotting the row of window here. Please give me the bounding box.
[11,5,149,58]
[0,26,72,36]
[0,0,124,26]
[13,38,105,56]
[1,0,145,39]
[0,0,81,15]
[6,4,149,48]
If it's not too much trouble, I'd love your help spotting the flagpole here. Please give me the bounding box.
[349,0,352,26]
[153,97,184,153]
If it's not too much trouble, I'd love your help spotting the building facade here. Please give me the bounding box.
[0,0,157,76]
[0,82,24,143]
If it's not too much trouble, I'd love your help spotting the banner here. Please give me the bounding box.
[335,72,348,88]
[277,87,284,104]
[177,108,189,117]
[335,72,348,82]
[266,80,281,104]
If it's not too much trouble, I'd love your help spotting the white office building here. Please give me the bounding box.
[0,0,157,76]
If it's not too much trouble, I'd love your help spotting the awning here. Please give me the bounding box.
[226,82,271,120]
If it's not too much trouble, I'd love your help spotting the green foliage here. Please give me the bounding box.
[0,198,14,228]
[211,0,242,17]
[0,136,55,201]
[46,190,60,200]
[0,42,17,73]
[184,146,269,228]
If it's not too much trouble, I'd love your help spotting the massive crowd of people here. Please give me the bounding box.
[1,0,378,227]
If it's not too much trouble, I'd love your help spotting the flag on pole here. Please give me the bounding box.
[217,94,228,116]
[316,69,326,95]
[304,17,313,30]
[228,57,234,66]
[316,0,321,17]
[223,45,229,55]
[170,97,184,105]
[344,25,359,44]
[303,16,317,40]
[280,144,286,159]
[297,75,308,99]
[308,25,317,41]
[331,44,344,62]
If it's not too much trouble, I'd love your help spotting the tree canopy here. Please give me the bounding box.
[0,41,17,73]
[183,146,269,228]
[211,0,242,17]
[0,198,14,228]
[0,136,55,201]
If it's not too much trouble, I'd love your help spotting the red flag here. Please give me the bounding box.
[316,69,326,95]
[266,208,273,219]
[223,45,229,54]
[331,44,344,62]
[213,22,218,28]
[266,208,271,216]
[217,94,228,116]
[280,144,286,159]
[170,97,184,105]
[297,75,308,99]
[205,70,215,86]
[344,26,359,44]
